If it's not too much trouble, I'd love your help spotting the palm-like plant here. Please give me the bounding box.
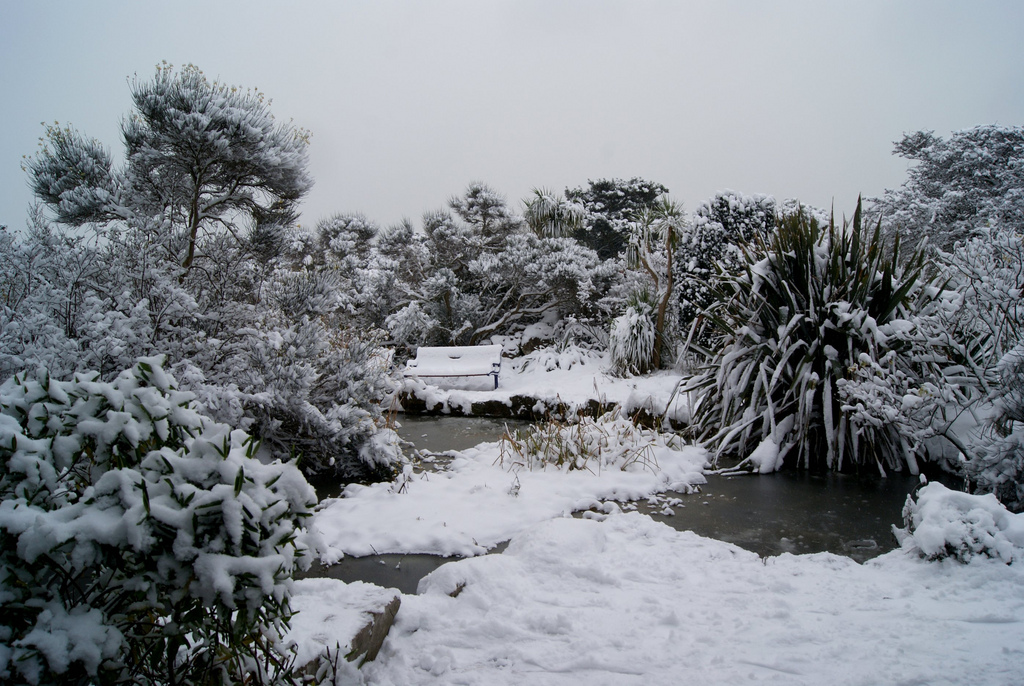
[687,199,941,473]
[522,188,585,238]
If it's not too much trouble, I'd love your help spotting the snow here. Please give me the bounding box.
[742,415,796,474]
[895,481,1024,563]
[286,578,400,669]
[401,350,692,423]
[313,417,708,559]
[303,512,1024,685]
[296,365,1024,683]
[10,603,122,681]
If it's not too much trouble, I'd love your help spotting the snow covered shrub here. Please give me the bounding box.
[242,322,401,484]
[930,229,1024,509]
[934,227,1024,387]
[516,344,604,373]
[678,190,776,348]
[609,294,657,376]
[894,481,1024,563]
[688,201,947,473]
[962,345,1024,512]
[0,357,318,685]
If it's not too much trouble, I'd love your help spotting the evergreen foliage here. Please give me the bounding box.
[678,190,776,346]
[565,178,668,260]
[873,126,1024,250]
[687,201,950,474]
[0,358,317,684]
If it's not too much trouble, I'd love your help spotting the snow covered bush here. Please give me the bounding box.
[242,323,402,483]
[928,229,1024,510]
[0,357,318,684]
[934,227,1024,386]
[894,481,1024,563]
[678,190,776,347]
[687,201,951,473]
[515,344,604,373]
[962,345,1024,512]
[609,295,658,376]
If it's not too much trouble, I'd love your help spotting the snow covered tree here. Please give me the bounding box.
[687,201,956,474]
[611,197,686,372]
[385,191,612,351]
[522,188,585,238]
[464,233,611,345]
[317,213,378,267]
[678,190,776,347]
[26,63,313,273]
[0,358,317,684]
[565,177,668,260]
[872,126,1024,250]
[448,181,523,249]
[15,66,401,485]
[25,125,126,227]
[124,63,312,271]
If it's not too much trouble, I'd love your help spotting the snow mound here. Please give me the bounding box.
[894,481,1024,563]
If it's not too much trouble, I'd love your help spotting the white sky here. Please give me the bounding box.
[2,1,1022,231]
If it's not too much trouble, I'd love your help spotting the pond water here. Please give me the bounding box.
[637,469,924,562]
[396,414,530,454]
[308,415,950,592]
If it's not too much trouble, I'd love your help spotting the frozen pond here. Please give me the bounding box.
[639,469,923,562]
[307,415,944,591]
[396,414,530,454]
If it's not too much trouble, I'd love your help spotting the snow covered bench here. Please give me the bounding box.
[405,344,503,389]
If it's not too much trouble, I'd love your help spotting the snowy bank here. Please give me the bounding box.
[398,350,693,424]
[313,419,708,560]
[352,512,1024,685]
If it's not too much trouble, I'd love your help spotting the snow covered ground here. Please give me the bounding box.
[299,363,1024,684]
[313,418,709,559]
[355,512,1024,685]
[301,504,1024,685]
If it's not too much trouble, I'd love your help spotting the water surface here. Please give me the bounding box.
[311,415,943,591]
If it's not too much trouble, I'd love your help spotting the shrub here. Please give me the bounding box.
[0,357,318,685]
[608,293,658,376]
[678,190,776,347]
[962,345,1024,512]
[687,201,948,473]
[893,480,1024,563]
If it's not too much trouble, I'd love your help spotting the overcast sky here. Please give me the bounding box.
[2,1,1022,231]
